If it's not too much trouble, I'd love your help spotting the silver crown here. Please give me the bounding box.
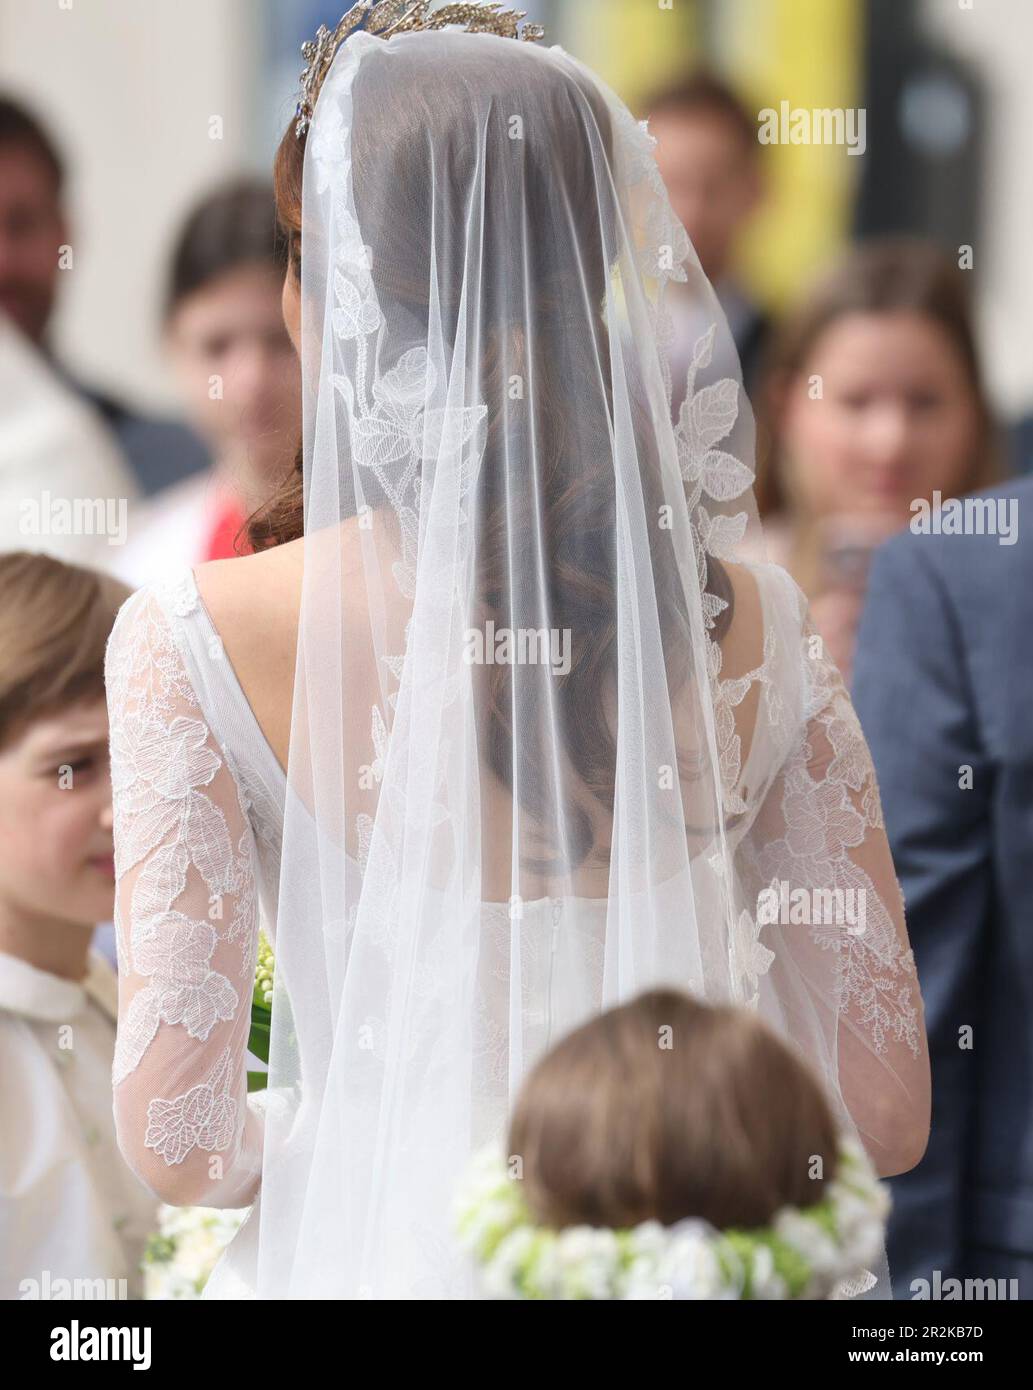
[295,1,546,137]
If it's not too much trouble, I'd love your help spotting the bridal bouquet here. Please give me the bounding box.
[247,930,275,1092]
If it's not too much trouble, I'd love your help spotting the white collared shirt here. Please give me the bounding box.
[0,948,159,1300]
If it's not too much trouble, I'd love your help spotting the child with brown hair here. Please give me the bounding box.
[455,989,889,1300]
[0,552,157,1299]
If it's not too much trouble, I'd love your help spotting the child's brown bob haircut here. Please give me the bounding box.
[0,552,131,749]
[508,988,841,1232]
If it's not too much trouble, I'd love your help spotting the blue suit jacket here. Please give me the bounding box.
[853,480,1033,1298]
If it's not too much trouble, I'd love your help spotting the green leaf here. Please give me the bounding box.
[248,1008,271,1064]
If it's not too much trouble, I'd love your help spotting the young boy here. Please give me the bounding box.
[0,551,157,1299]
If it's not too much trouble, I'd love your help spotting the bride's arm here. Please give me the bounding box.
[803,658,930,1176]
[105,588,263,1208]
[744,624,932,1178]
[717,563,931,1177]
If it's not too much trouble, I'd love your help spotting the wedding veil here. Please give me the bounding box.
[234,23,921,1298]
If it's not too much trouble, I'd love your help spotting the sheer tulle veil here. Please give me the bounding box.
[206,19,924,1299]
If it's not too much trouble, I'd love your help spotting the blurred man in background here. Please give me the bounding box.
[0,95,207,497]
[0,311,136,564]
[854,477,1033,1299]
[643,71,769,411]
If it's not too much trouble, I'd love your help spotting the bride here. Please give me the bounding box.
[104,2,930,1299]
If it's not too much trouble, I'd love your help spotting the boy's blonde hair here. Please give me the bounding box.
[508,988,841,1232]
[0,552,131,749]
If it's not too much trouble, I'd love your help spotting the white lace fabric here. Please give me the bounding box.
[105,571,280,1208]
[104,555,919,1285]
[105,29,925,1299]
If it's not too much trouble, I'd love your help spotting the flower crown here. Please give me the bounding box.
[454,1136,890,1300]
[295,1,546,137]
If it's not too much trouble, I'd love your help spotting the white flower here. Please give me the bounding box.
[481,1227,539,1299]
[553,1227,621,1299]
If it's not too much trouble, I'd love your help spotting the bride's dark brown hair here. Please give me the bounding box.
[253,41,728,873]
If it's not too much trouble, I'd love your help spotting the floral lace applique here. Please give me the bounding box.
[310,59,487,919]
[730,906,776,1008]
[106,587,259,1167]
[707,625,781,816]
[669,320,781,823]
[161,570,200,620]
[816,683,886,832]
[144,1045,238,1166]
[761,640,921,1059]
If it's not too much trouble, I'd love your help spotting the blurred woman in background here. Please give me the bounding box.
[113,180,300,585]
[755,238,1000,680]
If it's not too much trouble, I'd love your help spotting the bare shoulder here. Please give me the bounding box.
[193,538,305,648]
[191,541,305,769]
[195,511,375,669]
[192,517,392,768]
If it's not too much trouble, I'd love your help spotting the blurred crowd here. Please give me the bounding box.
[5,76,1025,668]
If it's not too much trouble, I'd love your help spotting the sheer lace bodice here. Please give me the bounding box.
[105,560,925,1224]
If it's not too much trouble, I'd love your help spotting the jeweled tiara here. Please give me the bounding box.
[295,1,546,137]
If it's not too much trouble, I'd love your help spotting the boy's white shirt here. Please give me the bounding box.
[0,946,159,1300]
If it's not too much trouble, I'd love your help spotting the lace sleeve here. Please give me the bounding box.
[105,586,263,1208]
[733,605,931,1177]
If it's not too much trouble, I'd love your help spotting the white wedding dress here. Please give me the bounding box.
[105,553,922,1298]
